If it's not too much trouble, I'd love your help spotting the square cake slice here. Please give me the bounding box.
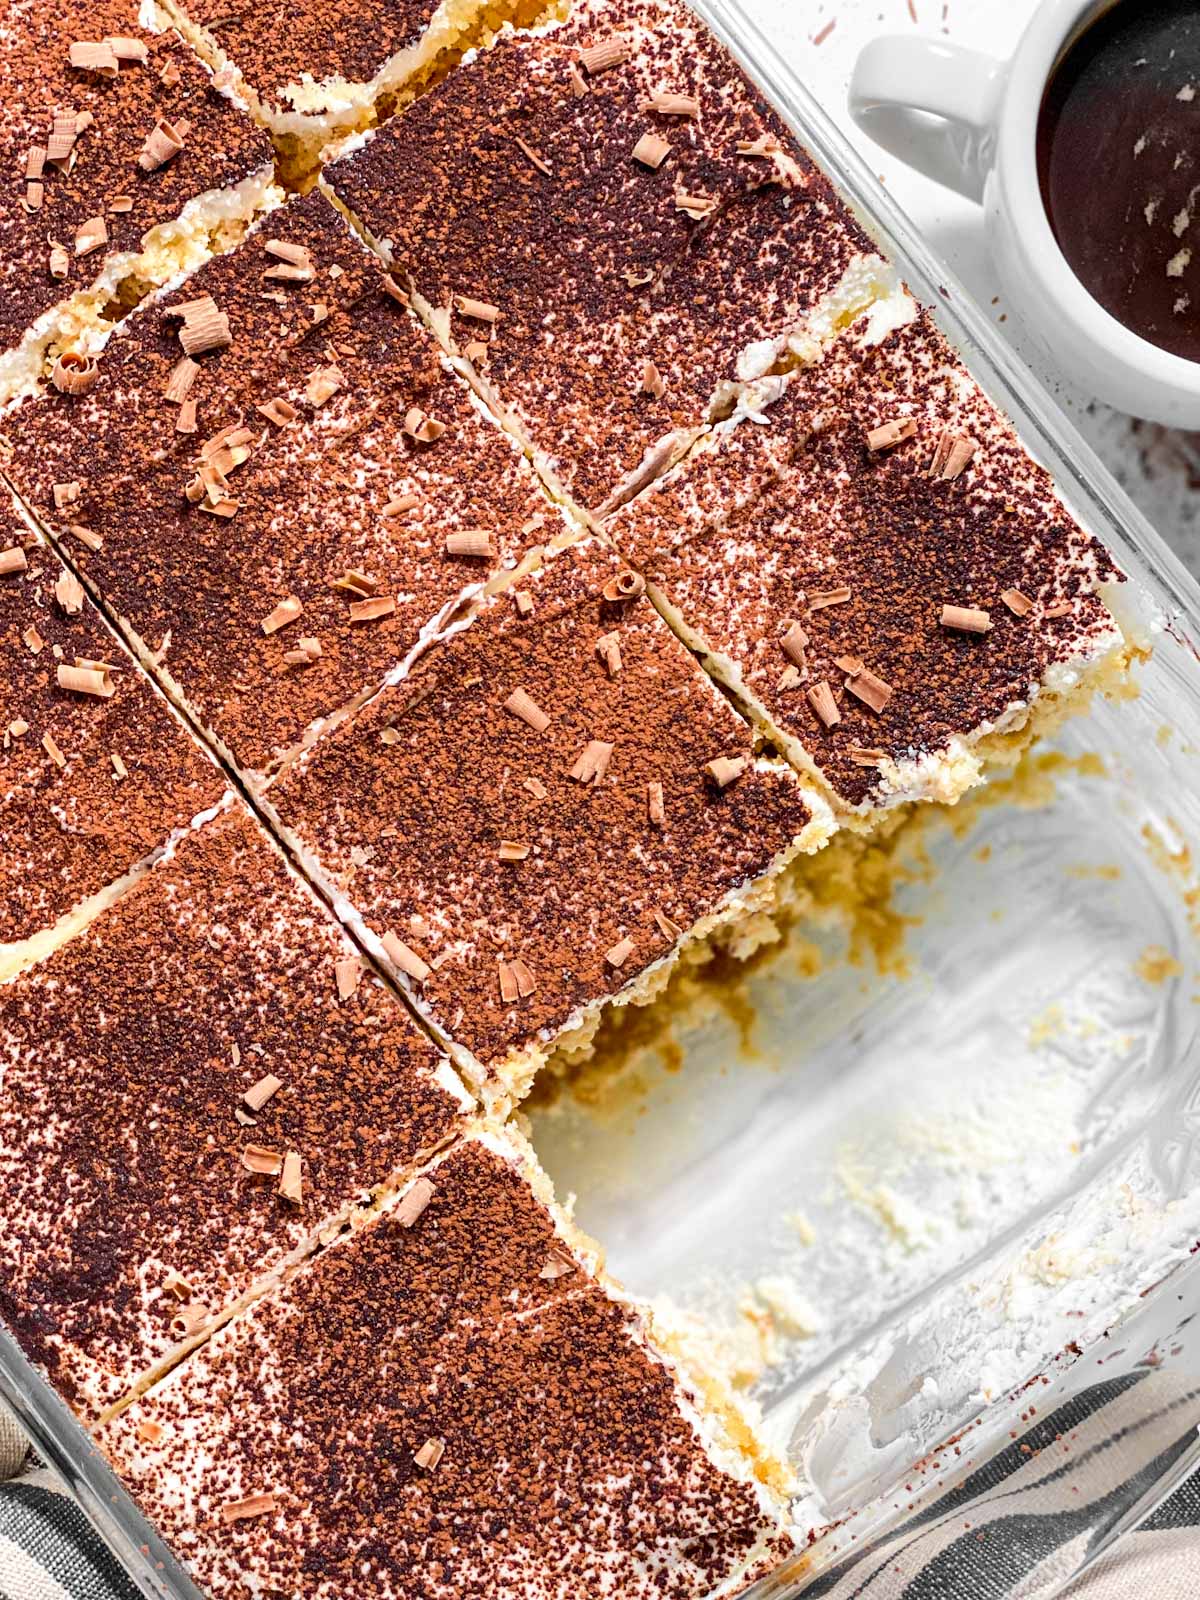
[101,1130,794,1600]
[0,803,471,1420]
[0,0,278,406]
[0,508,223,980]
[3,188,562,787]
[609,304,1129,814]
[324,0,884,515]
[265,537,830,1100]
[162,0,552,158]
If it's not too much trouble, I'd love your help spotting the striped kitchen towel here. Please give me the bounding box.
[1,1374,1198,1600]
[0,1456,140,1600]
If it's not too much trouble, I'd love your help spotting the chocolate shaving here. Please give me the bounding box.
[632,132,672,169]
[640,360,666,399]
[57,662,113,698]
[279,1151,303,1204]
[170,1302,210,1338]
[54,571,85,614]
[865,416,918,453]
[241,1145,283,1175]
[69,40,118,75]
[332,951,363,1001]
[928,429,978,480]
[257,396,298,427]
[382,930,430,983]
[220,1493,277,1525]
[261,595,303,634]
[349,595,397,623]
[382,493,419,516]
[808,586,852,611]
[509,957,537,997]
[138,118,186,172]
[107,36,149,62]
[569,739,614,784]
[641,89,699,117]
[674,189,718,220]
[601,569,645,602]
[539,1250,576,1280]
[780,620,808,668]
[305,365,342,407]
[504,687,550,733]
[704,755,747,788]
[579,37,629,74]
[806,680,841,728]
[445,529,495,558]
[165,356,199,403]
[844,665,893,714]
[1000,587,1034,618]
[413,1438,445,1471]
[51,352,98,394]
[395,1175,436,1227]
[513,134,553,176]
[243,1074,282,1111]
[941,604,992,634]
[172,295,231,356]
[456,294,500,323]
[0,546,28,576]
[403,406,446,443]
[605,935,635,969]
[595,630,622,676]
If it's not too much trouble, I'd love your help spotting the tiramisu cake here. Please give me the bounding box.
[3,188,564,786]
[103,1132,793,1599]
[263,537,830,1100]
[0,0,1137,1595]
[324,0,893,514]
[607,304,1129,814]
[0,0,279,406]
[0,507,223,980]
[0,801,471,1419]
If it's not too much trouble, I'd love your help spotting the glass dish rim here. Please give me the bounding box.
[3,5,1200,1600]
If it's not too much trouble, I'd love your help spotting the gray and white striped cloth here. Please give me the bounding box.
[1,1376,1197,1600]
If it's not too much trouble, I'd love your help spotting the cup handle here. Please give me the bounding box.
[848,36,1007,204]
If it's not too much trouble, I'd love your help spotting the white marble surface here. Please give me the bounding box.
[733,0,1200,578]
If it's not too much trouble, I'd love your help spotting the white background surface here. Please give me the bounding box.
[735,0,1200,575]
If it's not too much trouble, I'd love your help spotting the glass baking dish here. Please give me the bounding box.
[4,4,1200,1599]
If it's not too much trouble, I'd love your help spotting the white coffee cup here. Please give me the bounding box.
[848,0,1200,428]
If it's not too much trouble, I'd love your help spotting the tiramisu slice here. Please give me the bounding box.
[160,0,554,164]
[4,189,561,787]
[102,1130,794,1599]
[324,0,884,515]
[264,538,830,1100]
[0,803,471,1420]
[609,305,1129,814]
[0,0,279,407]
[0,512,223,980]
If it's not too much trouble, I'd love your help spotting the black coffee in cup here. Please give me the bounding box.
[1037,1,1200,361]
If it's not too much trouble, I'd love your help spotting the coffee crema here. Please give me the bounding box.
[1037,0,1200,362]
